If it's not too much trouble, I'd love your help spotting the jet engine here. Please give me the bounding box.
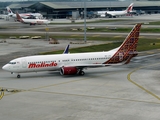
[60,67,78,75]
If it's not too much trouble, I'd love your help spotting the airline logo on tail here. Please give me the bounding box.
[6,7,12,14]
[16,12,24,22]
[104,23,141,64]
[126,3,134,13]
[7,9,12,13]
[6,6,14,16]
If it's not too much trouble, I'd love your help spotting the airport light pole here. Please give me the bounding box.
[84,0,87,43]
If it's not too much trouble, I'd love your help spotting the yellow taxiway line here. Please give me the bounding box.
[0,88,4,100]
[127,64,160,101]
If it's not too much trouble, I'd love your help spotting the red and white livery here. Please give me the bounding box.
[2,23,142,78]
[16,12,50,25]
[97,3,134,18]
[6,6,43,19]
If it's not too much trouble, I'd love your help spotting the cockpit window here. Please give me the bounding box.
[8,62,16,64]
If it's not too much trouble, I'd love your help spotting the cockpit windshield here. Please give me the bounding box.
[8,62,16,64]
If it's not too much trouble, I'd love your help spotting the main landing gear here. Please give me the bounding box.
[79,70,85,76]
[17,74,21,78]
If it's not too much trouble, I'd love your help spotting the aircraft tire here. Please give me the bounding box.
[79,71,85,76]
[17,74,20,78]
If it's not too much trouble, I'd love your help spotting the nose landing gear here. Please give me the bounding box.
[17,74,21,78]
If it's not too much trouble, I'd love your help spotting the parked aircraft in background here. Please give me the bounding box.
[0,14,8,19]
[97,3,134,18]
[6,6,43,19]
[2,23,142,78]
[16,12,50,25]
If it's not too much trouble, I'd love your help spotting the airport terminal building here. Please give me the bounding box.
[2,0,160,19]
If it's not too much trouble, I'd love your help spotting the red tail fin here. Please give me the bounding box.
[16,12,23,22]
[104,23,142,64]
[126,3,134,13]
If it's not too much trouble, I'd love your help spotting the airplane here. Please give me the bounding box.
[16,12,50,25]
[97,3,134,18]
[6,6,43,19]
[2,23,142,78]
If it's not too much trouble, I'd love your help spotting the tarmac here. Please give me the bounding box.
[0,14,160,120]
[0,39,160,120]
[0,54,160,120]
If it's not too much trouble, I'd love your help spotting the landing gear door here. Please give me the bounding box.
[21,58,27,68]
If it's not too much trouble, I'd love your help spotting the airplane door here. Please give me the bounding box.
[21,58,27,68]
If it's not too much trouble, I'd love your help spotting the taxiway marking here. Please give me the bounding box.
[127,63,160,101]
[0,88,4,100]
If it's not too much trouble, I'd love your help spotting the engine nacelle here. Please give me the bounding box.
[60,67,78,75]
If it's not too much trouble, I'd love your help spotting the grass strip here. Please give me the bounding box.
[39,38,160,55]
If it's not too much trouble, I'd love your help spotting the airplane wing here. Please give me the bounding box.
[64,63,105,68]
[62,62,124,69]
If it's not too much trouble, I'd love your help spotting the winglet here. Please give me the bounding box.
[63,44,70,54]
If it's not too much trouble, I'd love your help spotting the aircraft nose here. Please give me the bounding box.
[2,64,9,71]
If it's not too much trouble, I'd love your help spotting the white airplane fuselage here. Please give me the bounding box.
[3,49,116,73]
[8,12,43,19]
[16,12,50,25]
[106,11,128,16]
[7,7,43,19]
[97,10,127,17]
[21,18,50,25]
[97,3,133,17]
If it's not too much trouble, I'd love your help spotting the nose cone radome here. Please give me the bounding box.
[2,64,9,71]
